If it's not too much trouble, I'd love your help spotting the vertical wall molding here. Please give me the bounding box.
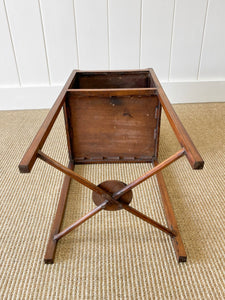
[168,0,176,81]
[3,0,21,86]
[108,0,141,69]
[73,0,79,69]
[141,0,174,80]
[197,0,210,80]
[107,0,110,69]
[38,0,51,85]
[139,0,143,68]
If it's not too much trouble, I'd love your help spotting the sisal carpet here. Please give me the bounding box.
[1,103,225,299]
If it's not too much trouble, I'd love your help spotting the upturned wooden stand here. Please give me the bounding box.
[19,69,204,264]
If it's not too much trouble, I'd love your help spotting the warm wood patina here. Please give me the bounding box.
[19,69,204,264]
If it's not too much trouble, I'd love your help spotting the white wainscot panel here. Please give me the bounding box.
[163,80,225,103]
[170,0,208,81]
[0,1,19,87]
[75,0,109,70]
[0,86,62,110]
[5,0,49,86]
[40,0,78,85]
[199,0,225,80]
[108,0,141,69]
[141,0,174,81]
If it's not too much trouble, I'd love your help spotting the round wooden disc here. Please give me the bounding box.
[92,180,132,211]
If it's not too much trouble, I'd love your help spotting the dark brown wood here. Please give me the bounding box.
[149,68,204,170]
[71,71,152,89]
[92,180,133,211]
[54,200,108,241]
[71,157,154,164]
[112,148,185,200]
[18,70,77,173]
[63,101,74,162]
[66,92,160,163]
[44,160,74,264]
[122,204,175,237]
[153,161,187,263]
[154,101,162,160]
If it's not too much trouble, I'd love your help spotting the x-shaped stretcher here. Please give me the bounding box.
[19,69,204,264]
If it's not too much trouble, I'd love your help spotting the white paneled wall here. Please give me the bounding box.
[4,0,49,86]
[141,0,175,80]
[40,0,78,84]
[108,0,141,69]
[0,0,20,87]
[169,0,208,81]
[75,0,108,70]
[199,0,225,80]
[1,0,225,109]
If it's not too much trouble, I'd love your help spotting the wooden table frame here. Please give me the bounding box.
[19,69,204,264]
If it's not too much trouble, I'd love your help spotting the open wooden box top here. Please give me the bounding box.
[19,68,203,173]
[69,70,155,89]
[65,70,161,164]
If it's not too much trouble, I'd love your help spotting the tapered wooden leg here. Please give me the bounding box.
[153,161,187,263]
[44,161,74,264]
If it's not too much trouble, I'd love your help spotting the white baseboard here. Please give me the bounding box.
[0,81,224,110]
[0,86,62,110]
[162,81,225,103]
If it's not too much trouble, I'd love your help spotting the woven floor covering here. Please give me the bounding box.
[1,103,225,299]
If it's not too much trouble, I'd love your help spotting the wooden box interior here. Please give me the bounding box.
[65,71,161,164]
[69,71,155,89]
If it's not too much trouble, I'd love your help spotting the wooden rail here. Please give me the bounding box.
[113,148,185,200]
[149,68,204,170]
[18,70,77,173]
[53,201,108,241]
[37,150,113,202]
